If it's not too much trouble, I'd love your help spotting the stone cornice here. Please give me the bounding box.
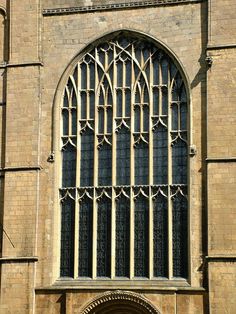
[43,0,205,16]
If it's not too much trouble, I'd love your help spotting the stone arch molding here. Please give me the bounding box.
[80,290,161,314]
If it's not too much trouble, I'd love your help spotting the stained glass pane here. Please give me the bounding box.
[135,141,149,185]
[172,194,188,278]
[115,195,130,277]
[153,195,168,277]
[78,196,93,277]
[97,197,111,277]
[116,128,130,185]
[62,143,76,187]
[98,142,112,186]
[80,129,94,187]
[172,139,187,184]
[60,197,75,277]
[153,126,168,184]
[134,196,149,277]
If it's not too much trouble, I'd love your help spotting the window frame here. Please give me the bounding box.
[52,30,193,287]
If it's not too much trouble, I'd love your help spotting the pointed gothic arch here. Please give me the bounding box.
[54,30,191,282]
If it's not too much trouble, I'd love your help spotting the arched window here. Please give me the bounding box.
[59,33,188,280]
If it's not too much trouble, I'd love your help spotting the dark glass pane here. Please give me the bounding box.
[135,141,149,185]
[162,87,168,115]
[172,195,188,278]
[153,196,168,277]
[89,62,95,89]
[172,139,187,184]
[98,142,112,186]
[81,63,87,89]
[97,198,111,277]
[80,91,87,119]
[72,92,77,107]
[125,89,131,117]
[99,89,105,106]
[134,196,149,277]
[62,143,76,187]
[62,109,69,136]
[107,107,112,133]
[144,86,149,103]
[134,106,140,132]
[71,109,77,135]
[117,61,123,87]
[153,57,159,85]
[78,197,93,277]
[80,129,94,187]
[143,105,149,132]
[98,108,104,134]
[161,59,168,85]
[180,102,187,130]
[116,195,130,277]
[63,91,69,107]
[135,89,141,103]
[60,197,75,277]
[126,60,131,87]
[172,104,178,131]
[116,128,130,185]
[116,89,122,117]
[153,87,159,115]
[89,91,95,119]
[153,126,168,184]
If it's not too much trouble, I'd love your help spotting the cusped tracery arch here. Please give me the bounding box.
[81,290,161,314]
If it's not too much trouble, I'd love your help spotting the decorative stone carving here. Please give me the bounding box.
[81,290,161,314]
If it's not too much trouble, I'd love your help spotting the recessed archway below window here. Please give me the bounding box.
[80,291,161,314]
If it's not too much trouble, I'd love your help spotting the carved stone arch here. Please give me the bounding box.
[81,291,161,314]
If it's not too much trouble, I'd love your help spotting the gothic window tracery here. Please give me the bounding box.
[60,33,188,280]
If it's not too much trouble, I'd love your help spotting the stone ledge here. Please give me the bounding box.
[206,157,236,163]
[0,256,39,263]
[43,0,205,16]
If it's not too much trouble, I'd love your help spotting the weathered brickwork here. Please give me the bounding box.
[0,0,235,313]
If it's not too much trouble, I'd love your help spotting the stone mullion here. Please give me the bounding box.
[111,46,116,278]
[149,56,154,279]
[74,65,81,278]
[130,44,135,279]
[167,62,173,279]
[92,48,99,279]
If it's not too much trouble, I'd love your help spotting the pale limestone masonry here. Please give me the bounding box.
[0,0,235,313]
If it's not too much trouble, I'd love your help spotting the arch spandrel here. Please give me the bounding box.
[80,291,161,314]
